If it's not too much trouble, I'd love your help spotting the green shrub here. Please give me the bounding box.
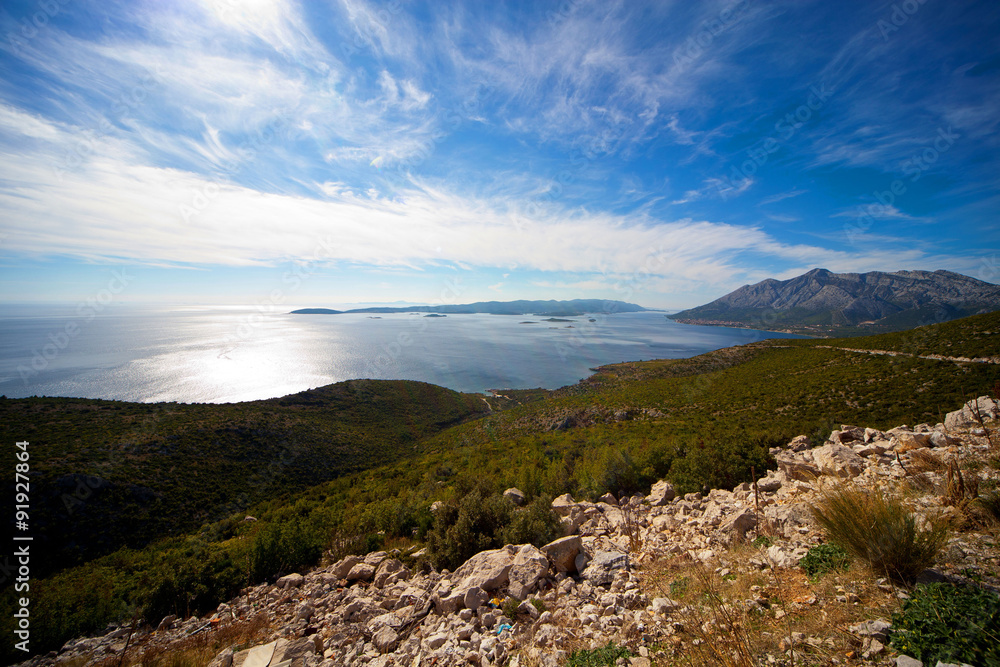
[425,487,562,571]
[890,582,1000,665]
[752,535,772,548]
[567,642,633,667]
[502,597,521,619]
[811,485,947,583]
[501,494,563,546]
[799,543,851,577]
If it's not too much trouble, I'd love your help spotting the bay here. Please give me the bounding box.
[0,304,805,403]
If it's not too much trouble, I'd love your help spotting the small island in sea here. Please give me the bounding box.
[290,298,646,317]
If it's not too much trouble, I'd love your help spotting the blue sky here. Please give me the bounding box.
[0,0,998,309]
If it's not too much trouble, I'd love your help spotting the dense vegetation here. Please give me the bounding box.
[2,311,999,665]
[0,380,490,577]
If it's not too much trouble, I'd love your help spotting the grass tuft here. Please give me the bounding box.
[811,483,948,584]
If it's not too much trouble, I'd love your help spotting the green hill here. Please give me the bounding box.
[0,380,490,579]
[3,311,999,664]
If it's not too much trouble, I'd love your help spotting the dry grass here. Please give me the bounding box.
[638,546,901,666]
[811,483,948,584]
[907,448,946,473]
[91,613,272,667]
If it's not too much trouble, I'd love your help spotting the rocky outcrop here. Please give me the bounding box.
[33,398,1000,667]
[945,395,1000,431]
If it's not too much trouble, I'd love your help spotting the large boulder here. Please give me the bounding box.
[346,562,375,582]
[647,480,676,506]
[945,396,1000,431]
[270,637,318,666]
[331,555,362,579]
[787,435,811,452]
[373,559,406,588]
[541,535,582,573]
[718,508,757,542]
[811,443,865,478]
[453,544,520,592]
[551,494,578,516]
[508,545,550,600]
[503,488,527,506]
[775,451,820,481]
[581,551,628,587]
[275,573,304,589]
[372,626,399,654]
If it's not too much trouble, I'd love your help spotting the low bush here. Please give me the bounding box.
[799,543,851,577]
[811,484,947,583]
[425,487,562,571]
[567,642,633,667]
[889,582,1000,665]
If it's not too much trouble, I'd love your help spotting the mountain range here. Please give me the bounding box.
[670,268,1000,335]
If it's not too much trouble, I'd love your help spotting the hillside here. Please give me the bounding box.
[0,380,491,579]
[670,268,1000,336]
[4,311,999,664]
[32,407,1000,667]
[291,299,647,317]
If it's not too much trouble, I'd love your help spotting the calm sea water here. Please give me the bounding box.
[0,304,805,403]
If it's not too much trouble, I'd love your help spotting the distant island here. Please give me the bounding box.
[669,268,1000,336]
[291,298,646,317]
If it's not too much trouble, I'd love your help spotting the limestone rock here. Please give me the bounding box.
[503,487,527,506]
[464,586,488,612]
[945,395,999,431]
[453,544,519,592]
[811,443,865,478]
[775,450,820,481]
[647,480,676,506]
[581,551,628,587]
[508,544,549,600]
[271,637,317,665]
[787,435,811,451]
[718,508,757,542]
[551,494,578,516]
[331,555,362,579]
[541,535,582,573]
[346,562,375,582]
[372,626,399,654]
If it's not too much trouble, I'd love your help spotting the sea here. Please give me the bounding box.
[0,304,806,404]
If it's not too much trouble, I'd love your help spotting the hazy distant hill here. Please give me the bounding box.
[670,268,1000,335]
[291,298,647,316]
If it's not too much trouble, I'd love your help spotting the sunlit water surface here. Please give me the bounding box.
[0,305,805,403]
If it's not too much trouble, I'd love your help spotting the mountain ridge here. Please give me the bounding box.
[669,268,1000,335]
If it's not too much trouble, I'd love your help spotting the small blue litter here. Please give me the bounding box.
[496,623,512,635]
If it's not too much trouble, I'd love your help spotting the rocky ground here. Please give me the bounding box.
[21,398,1000,667]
